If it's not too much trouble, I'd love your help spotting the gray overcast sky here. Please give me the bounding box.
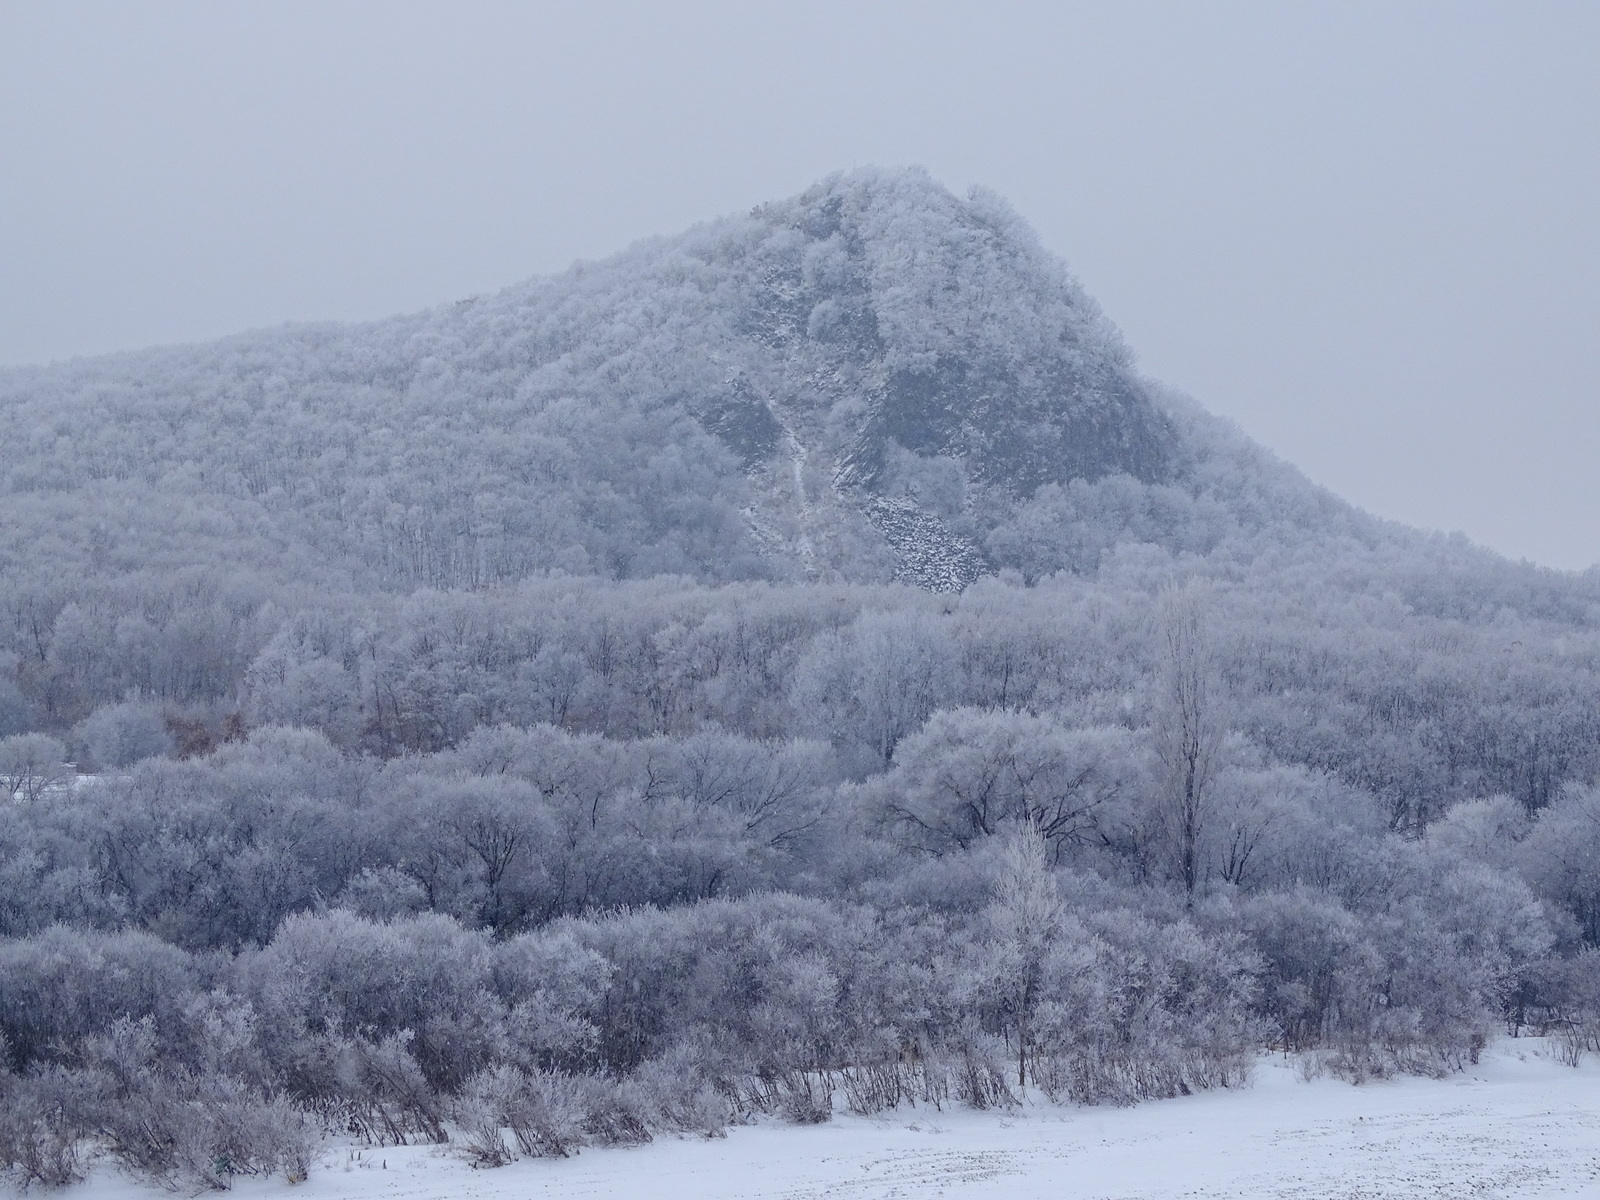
[3,2,1597,568]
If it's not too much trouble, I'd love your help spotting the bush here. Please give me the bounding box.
[0,1066,100,1187]
[1027,912,1260,1106]
[629,1047,735,1138]
[336,1033,447,1146]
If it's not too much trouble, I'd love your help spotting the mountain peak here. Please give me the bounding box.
[733,167,1173,498]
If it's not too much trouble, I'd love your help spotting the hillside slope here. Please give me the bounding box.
[1,168,1365,594]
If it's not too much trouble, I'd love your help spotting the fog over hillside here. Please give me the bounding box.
[2,172,1599,1190]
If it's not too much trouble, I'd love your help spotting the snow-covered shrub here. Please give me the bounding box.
[0,1065,98,1187]
[336,1032,448,1146]
[1225,888,1380,1053]
[162,1080,318,1189]
[75,1016,318,1188]
[839,1060,911,1115]
[0,927,198,1072]
[241,910,504,1096]
[629,1047,736,1138]
[501,1069,588,1158]
[767,1070,833,1124]
[1222,850,1550,1080]
[1030,911,1261,1105]
[1522,949,1600,1066]
[493,934,609,1072]
[453,1067,518,1167]
[457,1065,591,1162]
[574,1075,652,1147]
[1363,860,1549,1076]
[941,1034,1018,1110]
[242,1094,319,1184]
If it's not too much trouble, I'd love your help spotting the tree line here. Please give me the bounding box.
[1,576,1598,1187]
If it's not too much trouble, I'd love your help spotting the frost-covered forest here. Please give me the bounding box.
[2,170,1600,1189]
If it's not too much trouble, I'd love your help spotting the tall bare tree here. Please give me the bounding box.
[1152,582,1228,906]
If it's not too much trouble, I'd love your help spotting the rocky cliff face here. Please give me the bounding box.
[671,169,1177,587]
[741,174,1172,489]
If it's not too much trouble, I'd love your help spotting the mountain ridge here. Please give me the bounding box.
[0,167,1588,615]
[0,168,1297,594]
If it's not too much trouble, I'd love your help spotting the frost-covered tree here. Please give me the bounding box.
[792,609,956,772]
[1151,583,1229,904]
[76,700,173,770]
[880,707,1137,859]
[1521,784,1600,945]
[0,734,67,801]
[982,828,1062,1087]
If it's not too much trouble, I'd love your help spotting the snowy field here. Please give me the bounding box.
[58,1041,1600,1200]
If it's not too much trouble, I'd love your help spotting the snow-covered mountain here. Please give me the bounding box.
[0,168,1361,593]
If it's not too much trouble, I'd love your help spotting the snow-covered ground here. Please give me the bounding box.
[61,1040,1600,1200]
